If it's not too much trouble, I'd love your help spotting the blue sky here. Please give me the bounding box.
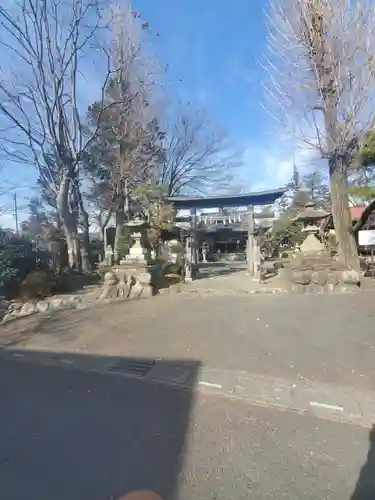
[131,0,317,188]
[0,0,318,227]
[134,0,268,140]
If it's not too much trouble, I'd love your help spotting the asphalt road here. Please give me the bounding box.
[1,355,374,500]
[17,291,375,389]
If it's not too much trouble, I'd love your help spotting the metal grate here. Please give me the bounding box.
[107,358,155,376]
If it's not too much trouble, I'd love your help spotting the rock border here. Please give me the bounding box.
[279,267,361,294]
[1,269,157,325]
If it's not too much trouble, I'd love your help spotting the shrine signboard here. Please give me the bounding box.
[358,230,375,247]
[358,230,375,278]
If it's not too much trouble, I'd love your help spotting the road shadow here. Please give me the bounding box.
[195,262,245,280]
[0,349,200,500]
[351,425,375,500]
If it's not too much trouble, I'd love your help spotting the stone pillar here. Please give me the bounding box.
[190,208,198,265]
[185,235,194,282]
[202,242,208,263]
[253,238,261,281]
[247,205,255,276]
[104,227,108,249]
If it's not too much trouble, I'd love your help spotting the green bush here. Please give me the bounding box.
[0,229,49,298]
[20,269,58,299]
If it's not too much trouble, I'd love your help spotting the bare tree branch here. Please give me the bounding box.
[264,0,375,157]
[0,0,124,269]
[263,0,375,268]
[159,107,241,196]
[82,3,165,253]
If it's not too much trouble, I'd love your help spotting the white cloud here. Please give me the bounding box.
[0,213,17,230]
[243,140,325,192]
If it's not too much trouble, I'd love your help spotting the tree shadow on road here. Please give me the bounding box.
[195,262,245,280]
[0,349,200,500]
[351,425,375,500]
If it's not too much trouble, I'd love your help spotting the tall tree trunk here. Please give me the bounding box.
[80,213,91,273]
[77,189,92,273]
[57,172,79,269]
[99,207,114,244]
[62,226,77,268]
[329,157,359,270]
[114,205,125,263]
[73,236,82,270]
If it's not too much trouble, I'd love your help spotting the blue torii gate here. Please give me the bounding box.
[167,187,286,278]
[167,188,286,210]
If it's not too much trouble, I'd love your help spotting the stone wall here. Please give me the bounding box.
[1,264,167,325]
[279,261,361,293]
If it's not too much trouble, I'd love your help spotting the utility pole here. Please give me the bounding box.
[13,191,19,235]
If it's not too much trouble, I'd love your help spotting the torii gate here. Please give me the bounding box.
[167,187,286,279]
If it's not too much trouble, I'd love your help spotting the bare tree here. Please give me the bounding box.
[159,108,240,196]
[265,0,375,269]
[0,0,127,271]
[84,6,164,257]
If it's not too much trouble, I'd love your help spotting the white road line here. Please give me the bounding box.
[199,381,223,389]
[310,401,344,412]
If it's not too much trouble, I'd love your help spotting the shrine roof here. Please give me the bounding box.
[167,188,286,210]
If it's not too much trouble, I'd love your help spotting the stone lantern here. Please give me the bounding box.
[121,217,151,265]
[293,202,328,254]
[293,202,328,233]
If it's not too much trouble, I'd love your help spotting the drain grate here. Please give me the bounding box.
[107,358,155,376]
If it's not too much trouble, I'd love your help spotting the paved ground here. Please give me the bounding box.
[182,262,284,292]
[2,265,375,499]
[1,354,374,500]
[8,291,375,389]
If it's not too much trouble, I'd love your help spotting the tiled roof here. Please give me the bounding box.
[350,206,366,221]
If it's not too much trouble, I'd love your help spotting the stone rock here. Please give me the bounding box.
[326,283,337,293]
[128,281,144,299]
[20,302,37,316]
[99,283,119,300]
[300,233,324,253]
[70,295,82,303]
[60,298,77,309]
[291,270,311,285]
[340,269,360,285]
[49,297,64,309]
[75,302,91,310]
[335,283,359,293]
[105,279,119,286]
[9,301,23,311]
[137,272,152,285]
[36,300,49,313]
[305,283,324,294]
[62,295,81,307]
[327,272,339,286]
[117,282,129,299]
[290,284,306,294]
[2,311,17,324]
[142,285,154,297]
[104,271,118,285]
[311,270,328,286]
